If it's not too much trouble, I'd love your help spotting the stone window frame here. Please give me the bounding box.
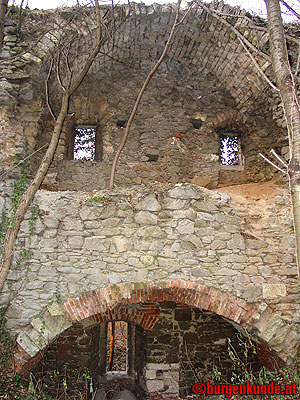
[219,132,244,171]
[66,124,102,161]
[99,321,136,378]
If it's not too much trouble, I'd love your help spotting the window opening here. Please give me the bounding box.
[106,321,128,372]
[220,133,241,166]
[116,119,127,128]
[73,126,96,161]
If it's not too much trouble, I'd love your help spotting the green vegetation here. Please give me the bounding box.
[0,308,51,400]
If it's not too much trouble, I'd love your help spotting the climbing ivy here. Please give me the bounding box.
[0,307,52,400]
[0,156,30,254]
[0,156,38,298]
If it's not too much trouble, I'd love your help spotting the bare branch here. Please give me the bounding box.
[238,37,279,91]
[194,0,272,63]
[294,43,300,77]
[109,0,183,189]
[45,57,56,121]
[0,0,8,51]
[56,50,66,92]
[212,10,300,46]
[68,0,102,96]
[280,0,300,19]
[17,0,25,33]
[0,0,106,292]
[0,143,49,178]
[270,148,288,168]
[259,152,287,174]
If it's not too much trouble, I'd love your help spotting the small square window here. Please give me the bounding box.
[220,133,243,169]
[73,126,97,161]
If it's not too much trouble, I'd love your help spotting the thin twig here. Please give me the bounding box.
[270,148,288,168]
[17,0,25,33]
[56,50,66,92]
[259,153,287,174]
[280,0,300,20]
[212,9,300,46]
[109,0,183,189]
[194,0,272,63]
[0,143,49,178]
[238,37,279,91]
[177,2,195,26]
[45,57,56,121]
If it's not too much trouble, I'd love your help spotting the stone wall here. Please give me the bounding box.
[1,182,299,371]
[0,2,295,192]
[0,2,300,394]
[34,63,286,191]
[31,301,262,399]
[143,302,261,398]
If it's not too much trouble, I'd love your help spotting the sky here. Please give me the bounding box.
[8,0,299,21]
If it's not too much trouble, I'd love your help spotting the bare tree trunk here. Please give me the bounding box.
[0,0,102,292]
[0,0,8,51]
[0,95,69,291]
[265,0,300,276]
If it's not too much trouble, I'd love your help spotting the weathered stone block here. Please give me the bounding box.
[135,211,158,225]
[137,193,161,211]
[68,236,84,249]
[113,237,131,252]
[169,185,201,200]
[177,219,194,234]
[164,198,188,210]
[17,331,40,357]
[262,284,286,299]
[146,379,165,392]
[85,237,106,252]
[227,234,245,250]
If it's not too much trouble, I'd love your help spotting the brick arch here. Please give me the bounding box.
[62,281,256,325]
[14,280,290,373]
[83,303,161,331]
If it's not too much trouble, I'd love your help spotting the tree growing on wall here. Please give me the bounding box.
[0,0,186,292]
[194,0,300,276]
[0,0,112,291]
[265,0,300,275]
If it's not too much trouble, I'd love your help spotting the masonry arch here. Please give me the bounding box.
[15,280,288,375]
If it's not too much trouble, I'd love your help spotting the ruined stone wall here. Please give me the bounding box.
[0,2,293,194]
[144,303,261,398]
[27,61,287,192]
[1,183,299,368]
[31,301,261,399]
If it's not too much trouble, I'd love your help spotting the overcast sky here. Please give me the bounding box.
[8,0,299,21]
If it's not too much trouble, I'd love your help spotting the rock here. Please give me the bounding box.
[262,284,286,299]
[242,286,262,302]
[164,198,188,210]
[191,175,211,188]
[177,219,194,234]
[85,237,106,252]
[68,235,84,249]
[113,236,131,252]
[111,389,137,400]
[95,388,107,400]
[227,234,245,250]
[135,211,158,225]
[168,185,200,200]
[137,193,161,211]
